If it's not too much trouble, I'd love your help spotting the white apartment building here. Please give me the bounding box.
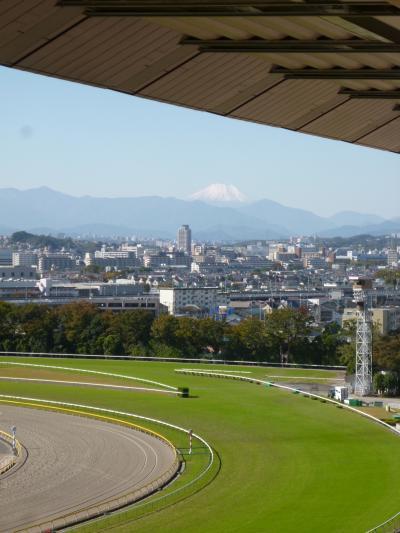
[159,287,228,315]
[38,253,74,273]
[12,252,38,267]
[94,250,132,259]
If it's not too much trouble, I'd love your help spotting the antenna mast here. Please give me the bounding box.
[353,279,373,396]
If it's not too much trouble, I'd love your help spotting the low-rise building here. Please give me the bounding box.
[38,254,75,273]
[303,257,328,269]
[5,294,165,315]
[0,280,39,299]
[159,287,229,315]
[342,306,400,335]
[143,252,170,268]
[0,266,36,279]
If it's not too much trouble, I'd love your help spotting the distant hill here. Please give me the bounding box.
[327,211,386,228]
[10,230,75,249]
[319,220,400,238]
[238,199,333,235]
[0,187,396,240]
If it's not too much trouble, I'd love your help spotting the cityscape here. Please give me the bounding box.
[0,218,399,361]
[0,218,398,315]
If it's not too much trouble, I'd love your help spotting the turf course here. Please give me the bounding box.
[0,357,399,532]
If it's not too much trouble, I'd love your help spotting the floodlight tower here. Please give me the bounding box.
[353,279,373,396]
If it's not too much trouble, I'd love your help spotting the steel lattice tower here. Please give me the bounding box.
[353,280,373,396]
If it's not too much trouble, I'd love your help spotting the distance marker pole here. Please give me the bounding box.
[188,429,193,455]
[11,426,16,454]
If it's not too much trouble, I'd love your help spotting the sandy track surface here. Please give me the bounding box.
[0,405,176,532]
[0,439,10,454]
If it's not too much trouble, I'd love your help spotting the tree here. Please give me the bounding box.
[373,372,386,396]
[337,319,357,373]
[149,341,182,358]
[223,319,271,361]
[84,264,102,274]
[54,302,107,353]
[373,333,400,373]
[0,302,18,350]
[175,317,203,357]
[102,334,123,356]
[265,308,312,363]
[383,372,400,397]
[308,322,343,366]
[108,310,154,353]
[375,269,400,289]
[197,318,225,354]
[151,315,180,349]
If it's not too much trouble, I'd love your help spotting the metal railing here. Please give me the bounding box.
[0,350,346,370]
[366,511,400,533]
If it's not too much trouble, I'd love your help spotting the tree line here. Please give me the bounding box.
[0,301,342,363]
[0,302,398,395]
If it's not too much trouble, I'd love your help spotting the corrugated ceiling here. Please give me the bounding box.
[1,0,400,153]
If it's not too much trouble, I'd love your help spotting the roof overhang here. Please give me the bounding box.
[1,0,400,152]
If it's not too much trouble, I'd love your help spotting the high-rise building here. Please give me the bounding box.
[177,225,191,255]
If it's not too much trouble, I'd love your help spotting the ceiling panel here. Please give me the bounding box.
[1,0,400,153]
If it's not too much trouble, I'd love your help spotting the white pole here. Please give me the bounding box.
[11,426,16,454]
[188,429,193,455]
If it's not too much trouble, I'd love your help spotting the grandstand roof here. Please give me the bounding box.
[2,1,400,152]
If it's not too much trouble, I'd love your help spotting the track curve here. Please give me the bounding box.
[0,405,177,532]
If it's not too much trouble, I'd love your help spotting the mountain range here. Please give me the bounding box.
[0,186,398,240]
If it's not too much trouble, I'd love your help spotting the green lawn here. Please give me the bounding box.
[0,357,399,532]
[0,357,343,383]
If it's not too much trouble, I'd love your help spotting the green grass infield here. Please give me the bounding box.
[0,357,398,533]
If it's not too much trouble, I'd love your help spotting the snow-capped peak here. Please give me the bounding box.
[189,183,247,203]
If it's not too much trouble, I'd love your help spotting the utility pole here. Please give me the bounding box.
[353,279,373,396]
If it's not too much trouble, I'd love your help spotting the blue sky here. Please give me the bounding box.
[1,66,399,219]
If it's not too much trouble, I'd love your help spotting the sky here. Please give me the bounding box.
[1,66,399,219]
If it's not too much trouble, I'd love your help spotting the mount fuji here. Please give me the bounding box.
[189,183,248,205]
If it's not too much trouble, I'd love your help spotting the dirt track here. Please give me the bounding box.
[0,405,176,532]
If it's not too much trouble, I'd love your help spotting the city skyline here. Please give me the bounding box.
[1,67,399,219]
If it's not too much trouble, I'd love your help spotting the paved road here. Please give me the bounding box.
[0,405,177,532]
